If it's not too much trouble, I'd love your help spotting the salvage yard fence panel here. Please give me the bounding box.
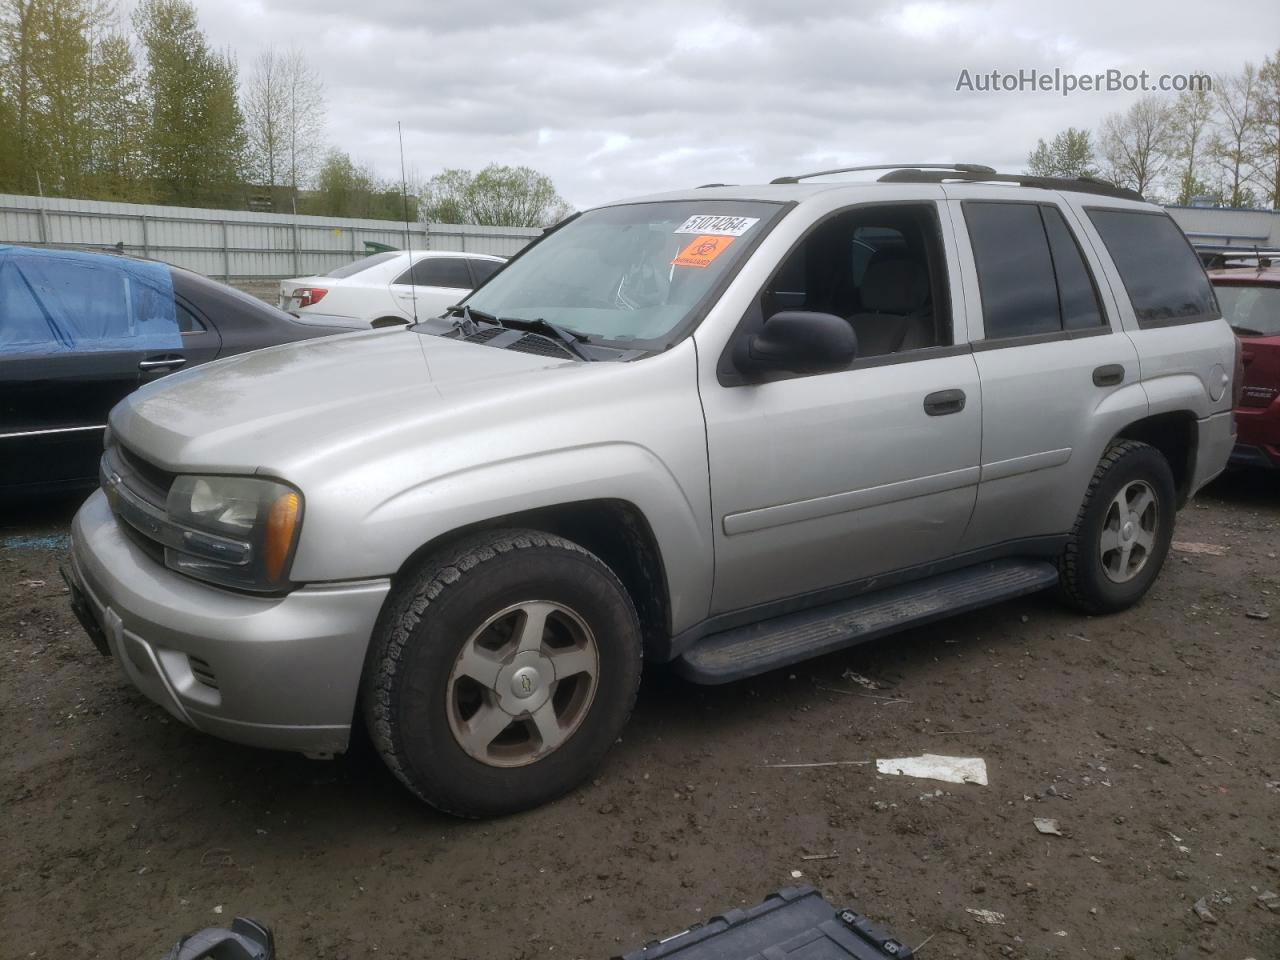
[0,194,542,281]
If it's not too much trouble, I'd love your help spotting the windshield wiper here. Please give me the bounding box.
[443,305,592,360]
[1230,325,1266,337]
[494,316,592,360]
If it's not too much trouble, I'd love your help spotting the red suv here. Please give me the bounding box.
[1209,257,1280,470]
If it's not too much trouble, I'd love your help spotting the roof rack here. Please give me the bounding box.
[769,163,995,185]
[876,167,1145,202]
[1198,246,1279,269]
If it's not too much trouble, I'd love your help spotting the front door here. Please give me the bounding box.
[698,201,983,615]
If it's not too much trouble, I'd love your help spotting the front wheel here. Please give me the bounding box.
[1058,440,1176,614]
[362,530,642,817]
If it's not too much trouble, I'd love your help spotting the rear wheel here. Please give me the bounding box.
[362,529,642,817]
[1059,440,1176,614]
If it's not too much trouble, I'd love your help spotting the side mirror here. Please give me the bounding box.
[734,310,857,378]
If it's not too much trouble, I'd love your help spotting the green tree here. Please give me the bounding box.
[420,164,572,227]
[0,0,116,196]
[87,31,147,199]
[1211,63,1262,208]
[1168,88,1216,205]
[133,0,245,205]
[1026,127,1097,179]
[0,89,18,190]
[1256,48,1280,208]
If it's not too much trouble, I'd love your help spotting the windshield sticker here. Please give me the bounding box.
[673,235,735,269]
[674,215,760,237]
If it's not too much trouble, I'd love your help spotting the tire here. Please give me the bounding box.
[362,529,642,817]
[1058,439,1176,614]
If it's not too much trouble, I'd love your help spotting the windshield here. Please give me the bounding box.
[1214,282,1280,336]
[461,200,786,346]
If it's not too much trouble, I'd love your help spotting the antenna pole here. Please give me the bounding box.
[398,121,419,324]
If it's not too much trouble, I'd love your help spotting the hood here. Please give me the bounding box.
[111,327,581,473]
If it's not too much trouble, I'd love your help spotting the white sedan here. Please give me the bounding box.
[279,250,506,328]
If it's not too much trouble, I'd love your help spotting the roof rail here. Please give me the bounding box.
[876,167,1145,202]
[769,163,995,185]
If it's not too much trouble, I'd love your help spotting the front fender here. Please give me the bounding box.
[292,441,714,633]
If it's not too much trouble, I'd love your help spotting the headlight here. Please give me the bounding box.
[165,475,303,592]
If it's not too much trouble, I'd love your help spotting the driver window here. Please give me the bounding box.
[761,204,952,359]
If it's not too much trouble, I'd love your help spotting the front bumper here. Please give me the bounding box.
[69,490,390,755]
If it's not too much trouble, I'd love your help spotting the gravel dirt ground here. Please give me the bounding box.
[2,473,1277,960]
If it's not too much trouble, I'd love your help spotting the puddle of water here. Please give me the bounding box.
[1,534,71,551]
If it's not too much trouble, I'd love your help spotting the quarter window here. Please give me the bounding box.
[965,201,1107,339]
[1086,208,1216,327]
[469,259,503,285]
[176,302,206,333]
[397,257,473,289]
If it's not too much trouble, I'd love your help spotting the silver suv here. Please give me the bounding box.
[67,164,1238,816]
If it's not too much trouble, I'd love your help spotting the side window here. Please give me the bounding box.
[176,301,206,333]
[757,203,951,361]
[964,202,1060,338]
[1085,208,1217,327]
[1041,207,1105,331]
[0,250,180,355]
[397,257,473,289]
[469,259,502,286]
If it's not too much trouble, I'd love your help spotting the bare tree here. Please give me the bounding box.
[1211,63,1262,208]
[1255,48,1280,209]
[242,46,323,200]
[1167,88,1215,205]
[243,48,287,186]
[1100,95,1174,198]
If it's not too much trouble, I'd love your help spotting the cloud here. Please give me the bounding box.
[166,0,1278,208]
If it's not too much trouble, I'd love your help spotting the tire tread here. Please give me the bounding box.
[362,529,640,817]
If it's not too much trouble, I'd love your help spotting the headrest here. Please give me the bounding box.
[860,257,929,314]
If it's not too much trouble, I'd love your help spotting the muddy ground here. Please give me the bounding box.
[2,473,1277,960]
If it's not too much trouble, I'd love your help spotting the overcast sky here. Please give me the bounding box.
[186,0,1278,209]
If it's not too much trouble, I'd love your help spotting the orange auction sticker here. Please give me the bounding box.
[673,235,735,268]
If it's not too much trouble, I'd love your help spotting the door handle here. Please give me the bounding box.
[1092,364,1125,387]
[139,356,186,371]
[923,389,966,416]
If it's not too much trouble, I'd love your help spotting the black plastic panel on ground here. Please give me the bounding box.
[614,886,913,960]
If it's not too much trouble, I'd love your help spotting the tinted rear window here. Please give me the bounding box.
[396,257,472,289]
[1086,209,1217,327]
[964,202,1061,338]
[325,252,399,279]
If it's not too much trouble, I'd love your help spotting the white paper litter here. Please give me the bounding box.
[965,908,1005,925]
[876,754,988,785]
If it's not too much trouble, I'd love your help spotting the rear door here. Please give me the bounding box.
[390,256,474,319]
[0,249,176,491]
[949,193,1143,551]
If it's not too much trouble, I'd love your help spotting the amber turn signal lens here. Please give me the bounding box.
[264,491,301,583]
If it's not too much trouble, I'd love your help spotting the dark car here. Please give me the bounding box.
[1208,256,1280,470]
[1,244,358,497]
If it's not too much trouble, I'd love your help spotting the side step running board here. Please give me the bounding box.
[675,559,1060,684]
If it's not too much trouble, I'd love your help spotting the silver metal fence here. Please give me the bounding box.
[0,193,542,280]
